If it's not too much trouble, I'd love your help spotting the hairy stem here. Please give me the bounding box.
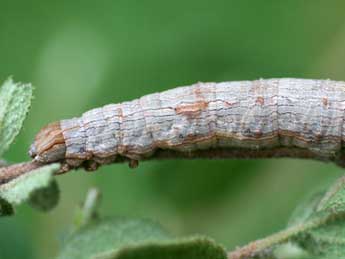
[227,211,345,259]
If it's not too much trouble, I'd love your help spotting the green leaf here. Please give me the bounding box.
[227,176,345,259]
[273,243,310,259]
[0,77,33,157]
[288,190,325,227]
[0,164,59,214]
[98,237,227,259]
[287,176,345,258]
[315,176,345,213]
[58,217,227,259]
[28,179,59,211]
[298,218,345,257]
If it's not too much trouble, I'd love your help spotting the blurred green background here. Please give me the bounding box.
[1,1,345,258]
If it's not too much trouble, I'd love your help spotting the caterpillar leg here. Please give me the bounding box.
[58,162,71,174]
[128,159,139,168]
[83,160,99,171]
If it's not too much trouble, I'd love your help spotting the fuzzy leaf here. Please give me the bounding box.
[315,176,345,213]
[298,218,345,257]
[58,217,226,259]
[97,237,227,259]
[287,176,345,258]
[0,77,32,157]
[288,190,325,227]
[273,243,310,259]
[0,164,59,214]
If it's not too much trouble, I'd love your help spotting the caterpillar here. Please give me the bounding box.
[29,78,345,172]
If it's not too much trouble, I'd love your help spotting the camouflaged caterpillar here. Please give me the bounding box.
[29,78,345,172]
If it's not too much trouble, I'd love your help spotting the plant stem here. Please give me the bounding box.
[227,211,345,259]
[0,161,44,184]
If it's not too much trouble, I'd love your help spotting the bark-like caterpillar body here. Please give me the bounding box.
[29,78,345,171]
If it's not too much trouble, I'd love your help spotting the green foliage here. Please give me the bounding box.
[0,77,32,157]
[0,164,60,215]
[100,237,227,259]
[28,179,60,211]
[316,176,345,213]
[227,176,345,258]
[0,78,60,216]
[59,189,226,259]
[270,176,345,259]
[288,191,325,227]
[301,220,345,258]
[58,217,226,259]
[273,243,310,259]
[290,176,345,258]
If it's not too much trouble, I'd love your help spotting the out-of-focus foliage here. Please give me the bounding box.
[58,189,226,259]
[51,175,345,258]
[1,1,345,258]
[58,217,226,259]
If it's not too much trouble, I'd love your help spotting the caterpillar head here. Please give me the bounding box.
[29,121,66,163]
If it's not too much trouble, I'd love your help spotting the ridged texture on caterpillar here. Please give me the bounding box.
[30,78,345,169]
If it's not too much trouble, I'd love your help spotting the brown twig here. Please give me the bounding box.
[0,161,48,185]
[0,146,335,184]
